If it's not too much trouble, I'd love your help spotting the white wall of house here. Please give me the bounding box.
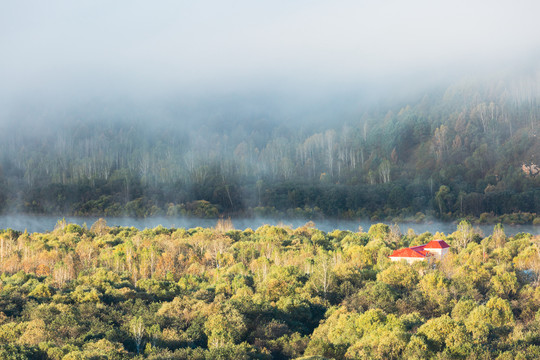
[424,247,449,260]
[389,256,424,264]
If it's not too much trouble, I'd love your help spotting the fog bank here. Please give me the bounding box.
[2,1,539,115]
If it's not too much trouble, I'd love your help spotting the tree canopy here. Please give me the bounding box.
[0,220,538,359]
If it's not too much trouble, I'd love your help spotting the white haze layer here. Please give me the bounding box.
[1,0,539,109]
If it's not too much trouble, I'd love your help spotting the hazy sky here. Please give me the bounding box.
[1,0,540,107]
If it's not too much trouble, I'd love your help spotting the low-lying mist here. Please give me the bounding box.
[0,214,537,237]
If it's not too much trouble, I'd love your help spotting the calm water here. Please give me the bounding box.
[0,215,537,236]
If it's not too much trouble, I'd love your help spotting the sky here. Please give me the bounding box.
[1,0,540,115]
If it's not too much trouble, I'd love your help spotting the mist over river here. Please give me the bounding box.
[0,215,537,237]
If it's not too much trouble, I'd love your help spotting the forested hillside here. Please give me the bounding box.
[0,220,538,359]
[1,73,539,221]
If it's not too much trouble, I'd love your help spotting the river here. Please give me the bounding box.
[0,215,537,236]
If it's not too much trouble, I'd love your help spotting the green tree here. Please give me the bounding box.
[435,185,452,217]
[486,296,514,327]
[204,304,247,348]
[416,315,455,352]
[130,316,145,354]
[377,262,419,291]
[368,224,390,242]
[490,271,518,298]
[454,220,474,250]
[417,271,452,314]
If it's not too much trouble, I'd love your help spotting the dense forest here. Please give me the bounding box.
[0,219,538,359]
[0,73,539,222]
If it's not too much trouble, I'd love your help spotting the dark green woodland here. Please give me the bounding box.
[1,76,538,223]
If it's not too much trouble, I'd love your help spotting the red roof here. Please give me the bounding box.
[424,240,450,249]
[410,244,427,251]
[389,247,426,258]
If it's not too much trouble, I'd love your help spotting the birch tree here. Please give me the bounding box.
[455,220,474,250]
[130,316,145,354]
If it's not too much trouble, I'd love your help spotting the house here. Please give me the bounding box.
[389,239,450,264]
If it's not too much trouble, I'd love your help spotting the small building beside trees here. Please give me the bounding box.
[389,239,450,264]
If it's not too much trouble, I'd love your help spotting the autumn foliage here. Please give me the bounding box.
[0,219,539,359]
